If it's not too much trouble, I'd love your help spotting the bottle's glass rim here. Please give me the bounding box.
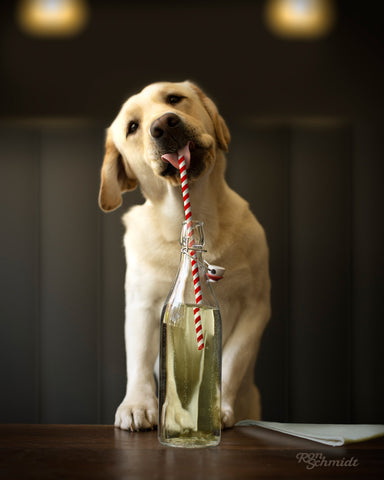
[180,220,205,249]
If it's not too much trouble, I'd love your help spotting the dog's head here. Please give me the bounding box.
[99,81,230,212]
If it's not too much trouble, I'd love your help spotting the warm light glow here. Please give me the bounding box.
[264,0,336,39]
[17,0,89,37]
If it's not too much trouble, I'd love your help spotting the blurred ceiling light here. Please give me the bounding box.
[264,0,336,39]
[17,0,89,37]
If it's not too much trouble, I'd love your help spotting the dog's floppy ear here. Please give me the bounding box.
[188,81,231,152]
[98,134,138,212]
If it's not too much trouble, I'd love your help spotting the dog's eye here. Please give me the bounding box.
[127,121,139,136]
[167,94,184,105]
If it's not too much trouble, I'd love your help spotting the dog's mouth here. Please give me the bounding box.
[160,161,178,177]
[159,140,208,181]
[161,142,192,172]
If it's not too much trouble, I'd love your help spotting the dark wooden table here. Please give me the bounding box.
[0,424,383,479]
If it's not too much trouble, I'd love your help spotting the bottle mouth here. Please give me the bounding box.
[180,220,205,249]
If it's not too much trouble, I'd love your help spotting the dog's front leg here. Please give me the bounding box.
[115,298,159,431]
[221,301,270,428]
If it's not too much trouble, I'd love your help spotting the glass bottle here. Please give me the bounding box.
[158,221,222,448]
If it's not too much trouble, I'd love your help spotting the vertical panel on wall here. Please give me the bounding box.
[39,123,102,423]
[0,126,40,422]
[353,122,384,423]
[289,121,353,423]
[227,123,291,421]
[99,189,145,424]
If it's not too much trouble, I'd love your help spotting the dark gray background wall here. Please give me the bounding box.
[0,0,383,425]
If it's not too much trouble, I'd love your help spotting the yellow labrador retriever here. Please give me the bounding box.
[99,80,271,431]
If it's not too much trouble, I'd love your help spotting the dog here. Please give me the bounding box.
[98,80,271,431]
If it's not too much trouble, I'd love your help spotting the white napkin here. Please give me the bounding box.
[235,420,384,446]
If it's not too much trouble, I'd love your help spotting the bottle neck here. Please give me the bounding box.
[163,230,219,310]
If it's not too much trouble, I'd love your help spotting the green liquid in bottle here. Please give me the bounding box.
[159,304,222,448]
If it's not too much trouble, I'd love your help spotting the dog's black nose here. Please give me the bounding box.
[150,113,181,139]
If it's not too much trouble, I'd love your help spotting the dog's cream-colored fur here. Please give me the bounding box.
[99,81,271,431]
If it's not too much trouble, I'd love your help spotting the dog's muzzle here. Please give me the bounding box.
[150,112,209,181]
[150,113,189,153]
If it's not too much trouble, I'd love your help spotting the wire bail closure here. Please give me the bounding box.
[181,247,225,283]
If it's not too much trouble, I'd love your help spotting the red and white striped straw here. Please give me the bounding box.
[179,154,204,351]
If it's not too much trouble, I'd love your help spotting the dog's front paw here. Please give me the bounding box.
[221,403,235,429]
[163,401,195,434]
[115,394,158,431]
